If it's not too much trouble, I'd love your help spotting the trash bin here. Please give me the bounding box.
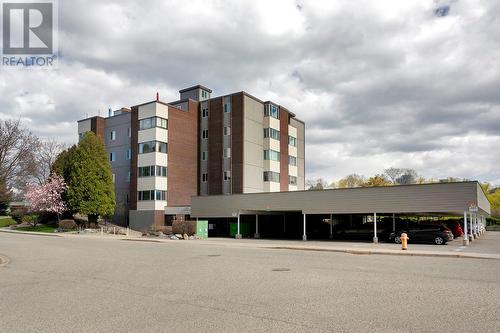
[196,220,208,239]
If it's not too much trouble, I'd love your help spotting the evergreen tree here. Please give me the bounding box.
[64,132,115,223]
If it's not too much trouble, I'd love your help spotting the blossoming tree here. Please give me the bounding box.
[24,173,67,225]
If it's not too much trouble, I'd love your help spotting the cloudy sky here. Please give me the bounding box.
[1,0,499,185]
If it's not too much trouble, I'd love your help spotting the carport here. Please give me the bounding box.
[191,182,491,246]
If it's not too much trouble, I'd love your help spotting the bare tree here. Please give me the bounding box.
[397,169,419,184]
[384,168,419,185]
[306,178,329,190]
[33,139,66,185]
[0,120,39,191]
[337,174,365,188]
[384,167,403,184]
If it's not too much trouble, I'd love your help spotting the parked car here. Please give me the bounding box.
[389,224,451,245]
[443,220,463,237]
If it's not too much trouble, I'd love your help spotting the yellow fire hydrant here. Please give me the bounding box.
[401,233,409,250]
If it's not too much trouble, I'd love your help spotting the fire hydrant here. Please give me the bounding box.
[401,233,409,250]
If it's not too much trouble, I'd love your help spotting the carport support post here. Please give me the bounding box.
[236,211,242,239]
[473,214,477,239]
[392,213,396,232]
[469,212,473,242]
[254,215,260,239]
[373,212,378,244]
[329,214,333,239]
[302,213,307,241]
[463,211,469,246]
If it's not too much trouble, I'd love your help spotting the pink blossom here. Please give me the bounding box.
[24,173,67,219]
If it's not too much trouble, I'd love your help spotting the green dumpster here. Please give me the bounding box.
[196,220,208,239]
[230,222,250,237]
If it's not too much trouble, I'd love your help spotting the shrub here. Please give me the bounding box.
[10,209,25,223]
[21,214,39,226]
[59,219,77,230]
[151,225,173,235]
[487,217,500,226]
[172,220,196,236]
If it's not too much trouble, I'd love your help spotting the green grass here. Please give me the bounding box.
[15,225,57,233]
[0,217,17,228]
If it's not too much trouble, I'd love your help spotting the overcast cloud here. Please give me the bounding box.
[1,0,499,184]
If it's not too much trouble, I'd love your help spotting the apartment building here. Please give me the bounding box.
[77,84,305,231]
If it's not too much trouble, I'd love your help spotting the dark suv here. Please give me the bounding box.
[389,224,451,245]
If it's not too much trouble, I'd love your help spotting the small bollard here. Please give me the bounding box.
[401,232,409,250]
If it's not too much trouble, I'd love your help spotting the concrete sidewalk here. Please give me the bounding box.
[2,227,499,260]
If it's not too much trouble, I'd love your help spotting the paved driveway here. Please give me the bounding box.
[0,232,499,332]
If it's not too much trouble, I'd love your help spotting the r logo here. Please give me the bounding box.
[2,2,53,54]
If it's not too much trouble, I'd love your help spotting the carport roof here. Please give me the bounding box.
[191,181,491,218]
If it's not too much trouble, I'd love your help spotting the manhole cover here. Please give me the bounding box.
[272,268,291,272]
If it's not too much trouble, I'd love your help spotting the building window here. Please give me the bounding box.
[202,129,209,139]
[126,149,131,160]
[109,152,116,162]
[224,126,231,136]
[289,135,297,147]
[139,116,168,130]
[289,175,297,186]
[158,142,167,153]
[138,190,153,201]
[155,190,167,201]
[201,151,208,161]
[202,173,208,182]
[110,131,116,141]
[264,171,280,183]
[138,141,167,154]
[223,148,231,158]
[289,155,297,166]
[139,166,154,177]
[138,166,166,177]
[126,194,130,203]
[264,128,280,140]
[127,171,131,182]
[78,133,84,141]
[156,117,167,129]
[264,104,279,119]
[128,127,131,138]
[263,149,280,162]
[138,190,166,201]
[156,166,167,177]
[202,108,209,118]
[224,103,231,113]
[138,141,155,154]
[223,171,231,181]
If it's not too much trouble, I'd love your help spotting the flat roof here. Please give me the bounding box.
[179,85,213,93]
[191,181,491,218]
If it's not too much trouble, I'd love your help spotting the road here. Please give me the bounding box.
[0,233,499,332]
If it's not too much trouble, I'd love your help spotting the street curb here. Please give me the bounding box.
[0,229,62,237]
[269,246,500,260]
[122,238,164,243]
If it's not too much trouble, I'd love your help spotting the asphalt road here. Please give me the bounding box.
[0,233,499,332]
